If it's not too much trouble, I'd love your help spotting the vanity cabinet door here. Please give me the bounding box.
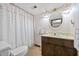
[47,37,64,46]
[62,47,77,56]
[54,45,63,56]
[42,44,50,56]
[63,39,74,48]
[42,37,48,56]
[46,44,55,56]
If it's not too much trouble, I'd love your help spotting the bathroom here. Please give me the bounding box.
[0,3,79,56]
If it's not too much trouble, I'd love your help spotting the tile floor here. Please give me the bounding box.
[27,46,41,56]
[27,46,79,56]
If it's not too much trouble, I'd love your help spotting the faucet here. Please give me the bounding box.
[54,32,56,36]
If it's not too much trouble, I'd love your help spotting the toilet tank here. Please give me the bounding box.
[0,41,11,56]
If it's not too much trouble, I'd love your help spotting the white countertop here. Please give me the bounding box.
[40,33,74,40]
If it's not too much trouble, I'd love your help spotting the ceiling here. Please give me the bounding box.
[14,3,68,15]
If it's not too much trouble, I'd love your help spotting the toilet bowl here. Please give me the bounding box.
[10,46,28,56]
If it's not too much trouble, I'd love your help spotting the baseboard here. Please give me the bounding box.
[34,44,40,47]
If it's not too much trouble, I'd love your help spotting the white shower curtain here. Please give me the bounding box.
[7,4,16,49]
[28,14,34,47]
[24,13,29,46]
[20,10,26,46]
[27,14,34,47]
[2,4,34,49]
[16,7,22,47]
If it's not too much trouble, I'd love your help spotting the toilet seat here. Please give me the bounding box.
[10,46,28,56]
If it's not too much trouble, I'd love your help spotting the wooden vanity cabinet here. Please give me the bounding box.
[41,36,78,56]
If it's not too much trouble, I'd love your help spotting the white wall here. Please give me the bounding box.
[34,15,51,45]
[0,4,34,49]
[71,4,79,51]
[34,9,75,46]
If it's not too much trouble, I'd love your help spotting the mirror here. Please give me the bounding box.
[49,12,62,28]
[51,18,62,28]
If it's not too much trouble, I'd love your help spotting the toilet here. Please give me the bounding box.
[0,41,11,56]
[10,46,28,56]
[0,41,28,56]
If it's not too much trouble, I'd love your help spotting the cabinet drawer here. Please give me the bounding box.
[47,37,64,46]
[63,40,74,48]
